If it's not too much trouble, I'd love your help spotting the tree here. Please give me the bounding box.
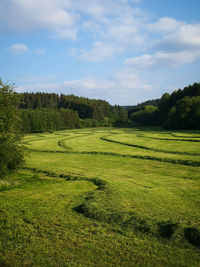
[0,79,24,176]
[130,105,158,126]
[165,96,200,129]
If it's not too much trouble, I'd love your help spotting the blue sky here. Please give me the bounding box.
[1,0,200,105]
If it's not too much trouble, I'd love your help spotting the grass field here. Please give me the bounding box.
[0,127,200,266]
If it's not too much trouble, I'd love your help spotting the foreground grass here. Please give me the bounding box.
[0,127,200,266]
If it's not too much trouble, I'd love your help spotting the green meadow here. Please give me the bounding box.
[0,127,200,266]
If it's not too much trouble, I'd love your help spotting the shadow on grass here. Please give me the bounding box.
[157,221,179,238]
[184,227,200,247]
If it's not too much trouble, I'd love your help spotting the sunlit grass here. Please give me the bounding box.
[0,127,200,266]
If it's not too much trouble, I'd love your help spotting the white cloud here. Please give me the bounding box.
[8,43,45,55]
[125,54,153,68]
[78,42,119,62]
[0,0,146,46]
[8,44,29,54]
[16,67,154,105]
[64,77,116,98]
[147,17,184,33]
[81,4,148,47]
[0,0,78,39]
[125,50,200,69]
[52,28,78,40]
[71,0,141,18]
[154,51,198,66]
[114,69,153,90]
[104,13,147,46]
[70,2,149,60]
[157,24,200,51]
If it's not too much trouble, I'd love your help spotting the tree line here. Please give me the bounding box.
[18,92,128,133]
[128,83,200,129]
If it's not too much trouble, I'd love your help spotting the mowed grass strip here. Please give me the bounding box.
[25,130,200,164]
[103,132,200,155]
[1,127,200,266]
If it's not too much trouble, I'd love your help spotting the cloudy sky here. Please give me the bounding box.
[1,0,200,105]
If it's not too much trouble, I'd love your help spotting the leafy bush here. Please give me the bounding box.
[0,79,24,176]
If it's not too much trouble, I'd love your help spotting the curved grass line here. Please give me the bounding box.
[24,133,94,147]
[26,147,200,167]
[22,167,107,189]
[23,166,151,189]
[101,136,200,156]
[58,139,72,150]
[137,134,200,143]
[57,134,97,150]
[169,133,200,139]
[54,133,71,136]
[23,135,65,145]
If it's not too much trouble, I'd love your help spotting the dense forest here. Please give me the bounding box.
[18,92,128,133]
[128,82,200,129]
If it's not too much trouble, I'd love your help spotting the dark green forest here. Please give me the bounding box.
[18,92,128,133]
[128,82,200,129]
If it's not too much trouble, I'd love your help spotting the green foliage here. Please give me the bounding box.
[130,105,158,126]
[111,105,128,126]
[20,108,81,133]
[165,96,200,129]
[129,83,200,129]
[19,92,129,131]
[0,79,24,176]
[159,83,200,128]
[19,92,112,121]
[128,98,160,117]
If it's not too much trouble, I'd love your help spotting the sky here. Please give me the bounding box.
[1,0,200,105]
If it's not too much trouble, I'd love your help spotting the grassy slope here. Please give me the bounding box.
[0,127,200,266]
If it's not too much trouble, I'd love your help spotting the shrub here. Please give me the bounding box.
[0,79,24,176]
